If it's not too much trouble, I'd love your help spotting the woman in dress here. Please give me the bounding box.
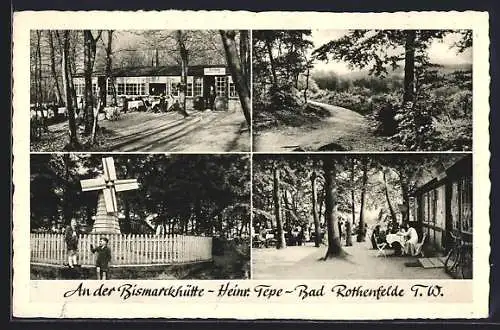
[400,223,419,256]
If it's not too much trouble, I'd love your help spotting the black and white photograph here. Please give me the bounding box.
[252,29,473,152]
[29,30,251,152]
[30,153,250,280]
[252,153,472,279]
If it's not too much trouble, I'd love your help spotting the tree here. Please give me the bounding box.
[273,166,286,249]
[381,166,398,227]
[314,30,452,106]
[83,30,102,136]
[310,170,321,247]
[220,30,251,126]
[175,30,189,116]
[357,157,368,242]
[58,30,79,147]
[322,157,346,259]
[48,31,63,106]
[104,30,117,106]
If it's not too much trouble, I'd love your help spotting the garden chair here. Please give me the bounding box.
[412,233,427,257]
[375,236,387,258]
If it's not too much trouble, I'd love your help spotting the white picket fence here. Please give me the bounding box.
[31,233,213,266]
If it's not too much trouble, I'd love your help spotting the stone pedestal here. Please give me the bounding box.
[92,191,121,234]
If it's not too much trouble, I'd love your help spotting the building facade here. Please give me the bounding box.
[73,65,241,112]
[410,155,472,253]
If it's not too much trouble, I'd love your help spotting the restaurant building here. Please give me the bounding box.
[409,154,472,253]
[73,65,241,111]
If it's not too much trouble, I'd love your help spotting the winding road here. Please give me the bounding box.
[253,100,392,152]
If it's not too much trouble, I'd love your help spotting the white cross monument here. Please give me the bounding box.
[80,157,139,234]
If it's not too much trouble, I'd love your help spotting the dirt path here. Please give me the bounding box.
[32,110,250,152]
[252,240,452,280]
[253,101,393,152]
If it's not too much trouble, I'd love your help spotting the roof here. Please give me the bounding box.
[74,64,229,78]
[410,154,472,196]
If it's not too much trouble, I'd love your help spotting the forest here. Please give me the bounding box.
[252,30,473,151]
[30,30,251,151]
[252,153,465,258]
[30,153,250,239]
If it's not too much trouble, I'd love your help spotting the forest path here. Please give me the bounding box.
[253,100,392,152]
[252,240,451,279]
[100,110,250,152]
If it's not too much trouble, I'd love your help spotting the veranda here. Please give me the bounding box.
[31,233,213,267]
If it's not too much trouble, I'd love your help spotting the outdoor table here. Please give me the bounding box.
[386,233,406,248]
[128,100,145,110]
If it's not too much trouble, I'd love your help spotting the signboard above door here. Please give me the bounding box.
[204,67,226,75]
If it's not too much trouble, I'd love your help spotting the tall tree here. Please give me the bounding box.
[382,167,398,226]
[322,157,346,259]
[310,170,321,247]
[48,31,63,106]
[403,30,416,103]
[58,30,79,147]
[314,30,451,107]
[175,30,189,116]
[220,30,251,126]
[273,167,286,249]
[357,157,368,242]
[104,30,117,106]
[83,30,102,135]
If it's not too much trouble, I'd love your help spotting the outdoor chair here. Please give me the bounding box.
[412,233,427,257]
[375,236,387,258]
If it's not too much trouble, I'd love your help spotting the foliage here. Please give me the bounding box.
[30,154,250,238]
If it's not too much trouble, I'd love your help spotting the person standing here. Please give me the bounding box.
[90,237,112,280]
[208,85,216,110]
[400,223,419,255]
[65,218,79,268]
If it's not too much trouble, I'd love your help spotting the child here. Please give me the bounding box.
[64,219,79,268]
[90,237,112,280]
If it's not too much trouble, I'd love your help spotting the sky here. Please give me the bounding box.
[309,30,473,75]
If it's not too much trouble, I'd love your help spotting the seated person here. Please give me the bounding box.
[399,223,419,256]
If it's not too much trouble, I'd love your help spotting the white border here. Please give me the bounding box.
[12,10,490,319]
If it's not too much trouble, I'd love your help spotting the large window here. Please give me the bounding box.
[228,76,238,98]
[117,83,125,95]
[215,76,226,97]
[170,82,179,96]
[194,77,203,97]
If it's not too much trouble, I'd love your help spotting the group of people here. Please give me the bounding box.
[371,222,420,256]
[64,219,112,280]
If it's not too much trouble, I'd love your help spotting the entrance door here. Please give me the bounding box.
[203,76,215,109]
[149,83,166,96]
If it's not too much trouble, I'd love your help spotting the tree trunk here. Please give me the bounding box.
[239,30,250,88]
[105,30,117,106]
[176,30,189,116]
[310,171,321,247]
[323,157,345,259]
[400,176,410,223]
[403,30,416,103]
[48,31,63,106]
[220,30,251,126]
[357,157,368,242]
[264,35,278,88]
[273,167,286,249]
[318,186,325,222]
[350,158,356,239]
[35,31,44,117]
[303,63,310,103]
[383,168,398,226]
[83,30,101,136]
[59,31,79,147]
